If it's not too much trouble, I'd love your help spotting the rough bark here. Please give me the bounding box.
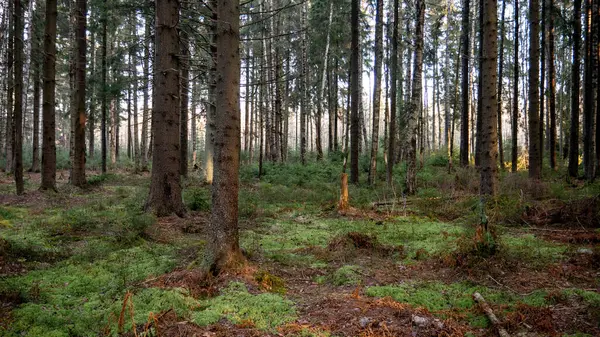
[528,0,541,179]
[205,0,217,183]
[141,16,151,171]
[479,0,498,195]
[406,0,425,195]
[460,0,471,167]
[583,0,595,180]
[368,0,383,185]
[13,0,24,194]
[568,0,581,178]
[203,0,244,275]
[71,0,87,187]
[30,11,41,173]
[511,0,519,172]
[40,0,57,191]
[145,0,185,217]
[350,0,360,183]
[180,27,189,177]
[387,0,399,185]
[547,0,557,170]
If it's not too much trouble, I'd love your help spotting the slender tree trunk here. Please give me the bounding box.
[368,0,383,185]
[131,27,139,168]
[496,0,506,170]
[145,0,185,217]
[386,0,399,185]
[88,32,95,159]
[5,0,14,174]
[205,1,217,183]
[568,0,581,177]
[71,0,87,187]
[539,0,546,168]
[316,3,333,161]
[460,0,471,167]
[30,18,41,173]
[528,0,541,179]
[349,0,360,183]
[101,2,108,173]
[480,0,498,195]
[547,0,557,170]
[475,0,483,167]
[141,16,151,171]
[204,0,244,276]
[406,0,425,195]
[511,0,519,172]
[40,0,57,191]
[13,0,24,194]
[583,0,595,180]
[300,1,307,165]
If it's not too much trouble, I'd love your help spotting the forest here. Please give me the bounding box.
[0,0,599,334]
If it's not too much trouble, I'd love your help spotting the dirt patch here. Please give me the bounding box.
[311,232,404,261]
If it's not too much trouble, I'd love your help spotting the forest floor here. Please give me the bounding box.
[0,158,599,337]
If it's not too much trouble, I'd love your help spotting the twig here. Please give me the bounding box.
[473,292,510,337]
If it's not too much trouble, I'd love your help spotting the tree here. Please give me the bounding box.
[528,0,541,179]
[13,0,24,195]
[406,0,425,195]
[459,0,470,167]
[71,0,87,187]
[547,0,557,170]
[40,0,58,191]
[582,0,595,180]
[101,0,108,173]
[145,0,185,217]
[480,0,498,195]
[386,0,398,185]
[180,26,189,177]
[368,0,383,185]
[511,0,519,172]
[349,0,360,184]
[496,0,506,170]
[203,0,244,275]
[568,0,581,178]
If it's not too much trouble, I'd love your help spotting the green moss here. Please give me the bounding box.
[562,289,600,307]
[193,282,297,330]
[501,234,568,264]
[331,265,362,286]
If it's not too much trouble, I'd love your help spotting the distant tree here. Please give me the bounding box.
[568,0,581,178]
[145,0,185,216]
[460,0,470,167]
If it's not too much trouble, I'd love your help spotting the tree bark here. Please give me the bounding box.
[30,9,41,173]
[479,0,498,196]
[141,16,151,172]
[180,27,189,177]
[405,0,425,195]
[583,0,595,180]
[460,0,471,167]
[350,0,360,183]
[568,0,582,178]
[145,0,185,217]
[496,0,506,170]
[40,0,57,191]
[511,0,519,172]
[547,0,557,170]
[528,0,542,179]
[13,0,24,194]
[368,0,383,185]
[101,1,108,173]
[205,0,217,183]
[71,0,87,187]
[204,0,244,275]
[387,0,399,185]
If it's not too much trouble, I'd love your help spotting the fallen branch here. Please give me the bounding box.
[473,292,510,337]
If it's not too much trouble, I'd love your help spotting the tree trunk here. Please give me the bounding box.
[368,0,383,185]
[30,13,41,173]
[71,0,87,187]
[180,27,189,177]
[479,0,498,195]
[460,0,471,167]
[204,1,217,183]
[5,0,14,174]
[40,0,57,191]
[89,31,95,159]
[140,16,151,171]
[386,0,399,185]
[583,0,595,180]
[405,0,425,195]
[350,0,360,183]
[547,0,557,170]
[568,0,581,177]
[539,0,546,168]
[528,0,541,179]
[101,2,108,173]
[13,0,24,194]
[300,1,307,165]
[204,0,244,275]
[145,0,185,217]
[511,0,519,172]
[316,3,333,161]
[496,0,506,170]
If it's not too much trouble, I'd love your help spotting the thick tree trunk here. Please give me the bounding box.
[460,0,470,167]
[145,0,185,217]
[5,0,14,174]
[583,0,595,180]
[40,0,57,191]
[479,0,498,196]
[180,28,189,177]
[568,0,582,177]
[406,0,425,195]
[528,0,542,179]
[368,0,383,185]
[71,0,87,187]
[204,0,244,275]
